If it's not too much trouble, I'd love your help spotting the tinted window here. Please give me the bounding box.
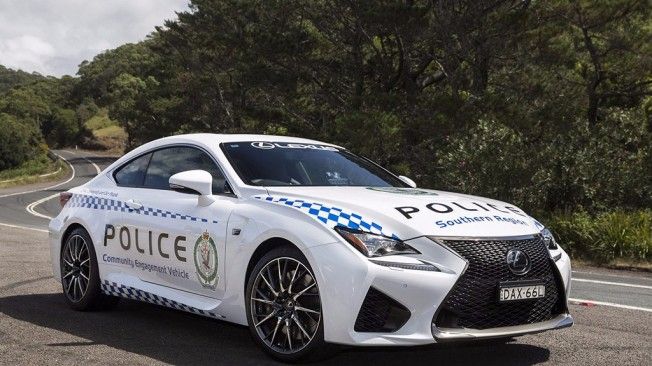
[143,146,227,193]
[114,153,151,186]
[222,142,406,187]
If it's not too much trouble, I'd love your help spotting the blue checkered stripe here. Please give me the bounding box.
[69,194,218,224]
[255,195,396,238]
[101,280,219,319]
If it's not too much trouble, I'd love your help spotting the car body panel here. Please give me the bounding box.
[49,133,572,347]
[258,186,541,240]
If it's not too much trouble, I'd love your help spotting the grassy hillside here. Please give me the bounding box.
[83,109,126,153]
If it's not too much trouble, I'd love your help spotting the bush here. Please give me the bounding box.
[0,113,42,170]
[0,152,57,181]
[433,112,651,214]
[545,210,652,264]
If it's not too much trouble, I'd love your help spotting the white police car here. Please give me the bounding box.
[49,134,572,361]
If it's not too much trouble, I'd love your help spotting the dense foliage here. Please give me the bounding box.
[0,68,88,150]
[76,0,651,214]
[0,65,45,93]
[0,113,43,170]
[547,210,651,263]
[0,1,650,250]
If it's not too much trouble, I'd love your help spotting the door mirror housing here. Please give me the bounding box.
[169,170,215,206]
[398,175,417,188]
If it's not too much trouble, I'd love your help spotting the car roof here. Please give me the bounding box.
[107,133,344,173]
[153,133,342,148]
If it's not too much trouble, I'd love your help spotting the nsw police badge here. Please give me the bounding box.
[194,231,218,289]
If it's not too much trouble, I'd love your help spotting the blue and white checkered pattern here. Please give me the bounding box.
[101,280,220,319]
[255,195,396,238]
[69,194,218,224]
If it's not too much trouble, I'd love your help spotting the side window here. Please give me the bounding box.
[143,146,227,194]
[114,153,152,186]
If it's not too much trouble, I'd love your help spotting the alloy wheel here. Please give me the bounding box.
[61,234,91,302]
[250,257,321,354]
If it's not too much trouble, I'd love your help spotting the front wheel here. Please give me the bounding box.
[245,246,332,362]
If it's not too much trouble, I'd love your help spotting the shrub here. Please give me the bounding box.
[545,210,652,264]
[433,112,651,214]
[0,152,57,181]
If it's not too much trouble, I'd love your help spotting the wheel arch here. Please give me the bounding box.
[60,222,88,252]
[244,237,300,295]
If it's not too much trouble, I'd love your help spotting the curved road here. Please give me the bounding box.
[0,150,116,230]
[0,151,650,365]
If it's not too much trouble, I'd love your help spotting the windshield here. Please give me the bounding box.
[221,141,406,187]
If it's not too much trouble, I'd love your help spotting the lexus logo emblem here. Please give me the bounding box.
[251,142,276,149]
[506,249,531,275]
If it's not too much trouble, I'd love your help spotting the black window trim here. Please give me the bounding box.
[218,141,409,188]
[111,143,238,198]
[111,151,152,188]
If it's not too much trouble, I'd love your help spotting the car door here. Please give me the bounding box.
[104,145,235,300]
[99,151,154,291]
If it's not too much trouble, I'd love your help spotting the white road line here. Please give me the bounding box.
[569,298,652,313]
[0,222,48,233]
[20,152,78,220]
[38,167,62,178]
[25,192,58,220]
[23,151,102,219]
[60,148,99,174]
[82,156,101,175]
[0,152,75,198]
[572,278,652,290]
[572,270,652,282]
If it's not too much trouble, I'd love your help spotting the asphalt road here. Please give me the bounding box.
[0,150,115,230]
[0,150,650,365]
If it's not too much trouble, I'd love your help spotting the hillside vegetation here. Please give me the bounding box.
[0,0,650,264]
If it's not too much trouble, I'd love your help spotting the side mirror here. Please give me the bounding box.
[169,170,215,206]
[398,175,417,188]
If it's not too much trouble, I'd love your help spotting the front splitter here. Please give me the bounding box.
[432,313,573,342]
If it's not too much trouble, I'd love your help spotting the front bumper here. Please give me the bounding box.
[433,313,573,341]
[307,235,573,346]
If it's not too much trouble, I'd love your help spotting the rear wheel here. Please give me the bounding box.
[60,227,118,310]
[245,246,331,362]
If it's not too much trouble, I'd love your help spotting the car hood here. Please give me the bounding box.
[256,186,543,240]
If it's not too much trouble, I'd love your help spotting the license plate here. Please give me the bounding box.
[499,284,545,302]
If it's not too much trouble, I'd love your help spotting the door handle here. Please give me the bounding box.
[126,199,143,210]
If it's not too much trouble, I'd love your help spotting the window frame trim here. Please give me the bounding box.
[111,143,238,198]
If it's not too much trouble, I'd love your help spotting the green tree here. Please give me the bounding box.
[0,65,45,94]
[24,0,647,214]
[42,108,79,147]
[0,113,42,170]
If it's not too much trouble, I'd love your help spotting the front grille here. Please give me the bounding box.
[355,287,411,332]
[434,236,565,330]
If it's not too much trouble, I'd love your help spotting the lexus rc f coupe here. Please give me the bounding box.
[50,134,572,361]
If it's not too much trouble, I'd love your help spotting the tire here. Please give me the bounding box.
[60,227,118,311]
[245,245,333,363]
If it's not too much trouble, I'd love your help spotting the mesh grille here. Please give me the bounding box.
[354,287,410,332]
[435,236,564,330]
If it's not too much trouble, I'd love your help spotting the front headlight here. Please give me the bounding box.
[541,228,558,249]
[541,227,562,261]
[334,226,419,257]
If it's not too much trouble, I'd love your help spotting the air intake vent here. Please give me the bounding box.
[354,287,410,333]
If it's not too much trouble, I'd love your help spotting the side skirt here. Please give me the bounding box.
[101,280,221,319]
